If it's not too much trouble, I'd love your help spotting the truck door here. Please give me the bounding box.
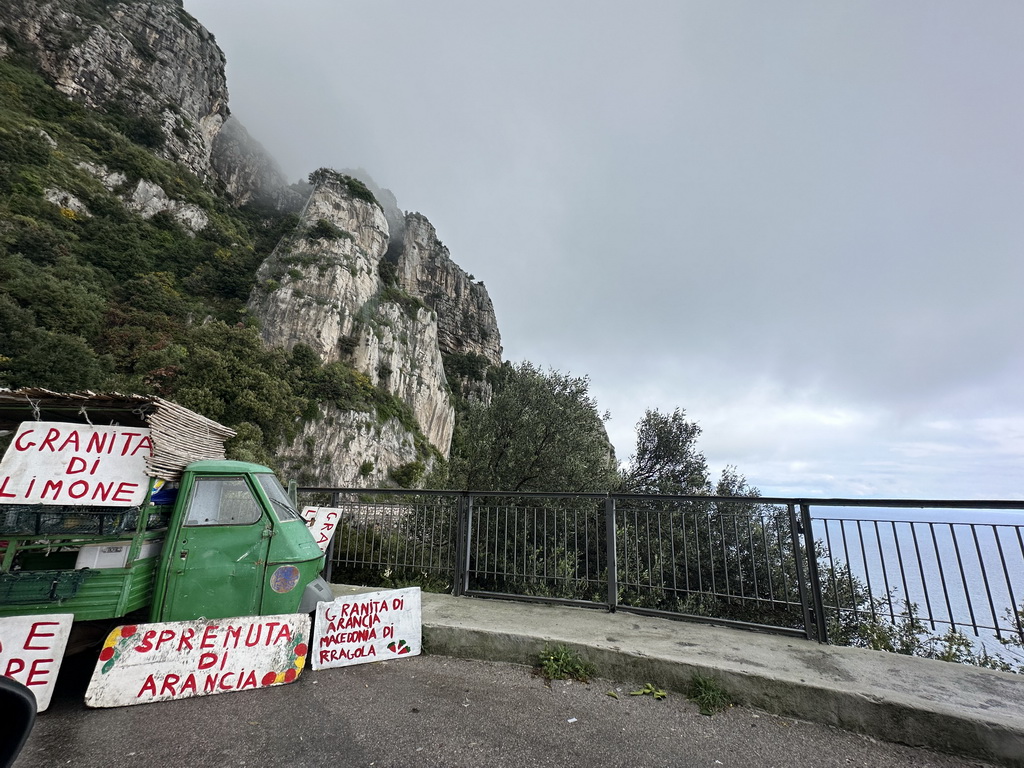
[159,475,272,622]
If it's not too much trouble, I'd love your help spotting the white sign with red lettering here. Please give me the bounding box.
[313,587,421,671]
[300,506,342,552]
[0,422,153,506]
[84,614,310,708]
[0,614,73,711]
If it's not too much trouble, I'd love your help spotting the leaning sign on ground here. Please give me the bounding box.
[0,422,152,506]
[0,614,73,711]
[84,614,309,708]
[300,506,341,552]
[313,587,422,670]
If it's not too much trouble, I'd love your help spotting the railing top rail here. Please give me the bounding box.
[790,498,1024,510]
[297,487,455,498]
[615,495,1024,510]
[296,487,609,500]
[297,487,1024,511]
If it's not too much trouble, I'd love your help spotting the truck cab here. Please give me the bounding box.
[152,460,329,622]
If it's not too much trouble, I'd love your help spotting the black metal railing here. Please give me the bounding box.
[297,487,1024,661]
[304,489,461,592]
[806,500,1024,651]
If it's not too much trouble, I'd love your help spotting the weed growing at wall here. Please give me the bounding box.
[685,674,732,715]
[536,645,596,683]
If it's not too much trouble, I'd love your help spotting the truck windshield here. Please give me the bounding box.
[256,474,301,522]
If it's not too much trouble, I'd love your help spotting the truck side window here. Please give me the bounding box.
[184,477,263,527]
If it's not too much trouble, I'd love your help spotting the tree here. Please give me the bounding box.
[446,362,617,492]
[623,408,710,495]
[617,410,809,625]
[166,321,303,465]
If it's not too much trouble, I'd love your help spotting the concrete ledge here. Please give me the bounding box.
[332,585,1024,767]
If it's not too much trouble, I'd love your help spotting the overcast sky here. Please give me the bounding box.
[182,0,1024,501]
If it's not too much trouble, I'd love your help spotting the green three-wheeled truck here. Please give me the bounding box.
[0,389,333,652]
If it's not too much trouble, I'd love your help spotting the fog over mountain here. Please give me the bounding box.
[182,0,1024,501]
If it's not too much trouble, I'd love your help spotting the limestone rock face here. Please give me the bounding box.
[2,2,505,488]
[73,161,209,232]
[250,176,389,362]
[398,213,502,366]
[0,0,285,205]
[351,303,455,458]
[277,406,421,489]
[248,173,456,468]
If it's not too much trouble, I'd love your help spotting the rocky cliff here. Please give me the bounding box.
[245,166,505,486]
[398,214,502,366]
[248,169,457,477]
[397,213,502,402]
[0,0,286,205]
[0,0,504,488]
[342,172,504,400]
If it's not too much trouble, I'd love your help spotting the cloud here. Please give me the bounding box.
[183,0,1024,504]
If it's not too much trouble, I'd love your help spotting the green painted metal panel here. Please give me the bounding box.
[260,558,325,614]
[0,565,151,621]
[184,459,274,475]
[156,473,271,622]
[258,472,325,614]
[118,556,158,615]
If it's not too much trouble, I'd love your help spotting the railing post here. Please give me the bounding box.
[462,494,475,596]
[800,503,828,643]
[787,503,814,640]
[453,493,472,597]
[605,495,618,612]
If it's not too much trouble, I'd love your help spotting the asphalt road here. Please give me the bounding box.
[17,653,997,768]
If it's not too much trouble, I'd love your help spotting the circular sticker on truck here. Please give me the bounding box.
[270,565,301,593]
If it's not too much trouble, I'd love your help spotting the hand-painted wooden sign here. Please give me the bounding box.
[0,422,152,506]
[84,613,309,708]
[299,506,342,552]
[0,614,73,711]
[313,587,421,670]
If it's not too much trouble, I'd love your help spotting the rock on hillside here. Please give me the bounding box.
[398,213,502,367]
[0,0,286,205]
[342,170,504,376]
[247,170,456,485]
[1,0,505,488]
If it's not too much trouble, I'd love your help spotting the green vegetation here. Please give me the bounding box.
[685,674,732,715]
[623,408,710,495]
[536,644,595,683]
[444,362,618,492]
[338,335,359,356]
[306,218,349,241]
[307,168,377,206]
[103,98,164,149]
[442,351,489,394]
[390,461,425,488]
[0,53,424,473]
[377,257,398,286]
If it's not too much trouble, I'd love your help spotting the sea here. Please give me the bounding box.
[807,504,1024,666]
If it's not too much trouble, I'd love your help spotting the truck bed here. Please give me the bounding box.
[0,504,168,621]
